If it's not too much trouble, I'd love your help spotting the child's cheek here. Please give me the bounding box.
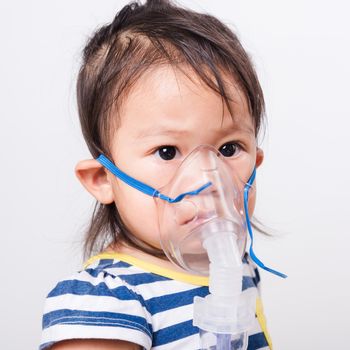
[113,180,162,248]
[246,184,257,218]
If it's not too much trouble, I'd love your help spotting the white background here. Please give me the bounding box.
[1,1,349,349]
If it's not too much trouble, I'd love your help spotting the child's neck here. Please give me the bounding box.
[106,243,191,274]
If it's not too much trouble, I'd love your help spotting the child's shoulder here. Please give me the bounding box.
[40,255,155,350]
[43,252,261,314]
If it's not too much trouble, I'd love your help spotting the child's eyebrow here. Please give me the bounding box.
[137,127,189,139]
[136,123,254,139]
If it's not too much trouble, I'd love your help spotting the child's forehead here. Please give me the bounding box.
[114,64,254,136]
[125,64,241,101]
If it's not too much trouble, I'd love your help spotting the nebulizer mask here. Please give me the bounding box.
[97,145,286,350]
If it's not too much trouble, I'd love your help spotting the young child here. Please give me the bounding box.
[40,1,281,349]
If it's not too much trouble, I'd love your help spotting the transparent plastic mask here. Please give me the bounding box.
[97,144,286,278]
[155,145,256,275]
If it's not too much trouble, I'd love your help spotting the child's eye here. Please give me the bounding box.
[219,142,241,158]
[155,146,179,160]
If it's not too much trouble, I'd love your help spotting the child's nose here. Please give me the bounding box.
[174,183,220,227]
[174,200,198,226]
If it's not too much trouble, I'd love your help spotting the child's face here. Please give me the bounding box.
[106,65,263,250]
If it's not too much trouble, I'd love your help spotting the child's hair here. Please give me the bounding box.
[77,0,266,258]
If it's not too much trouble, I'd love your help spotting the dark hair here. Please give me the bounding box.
[77,0,266,258]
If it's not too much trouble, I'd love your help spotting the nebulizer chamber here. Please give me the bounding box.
[193,223,256,350]
[156,145,256,350]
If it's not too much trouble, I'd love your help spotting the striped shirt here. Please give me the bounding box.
[40,252,272,350]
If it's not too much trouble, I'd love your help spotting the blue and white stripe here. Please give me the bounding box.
[40,253,270,350]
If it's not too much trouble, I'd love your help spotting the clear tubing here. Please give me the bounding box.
[197,328,248,350]
[217,332,247,350]
[216,334,231,350]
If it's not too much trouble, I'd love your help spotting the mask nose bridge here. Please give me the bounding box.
[190,149,226,202]
[194,145,221,171]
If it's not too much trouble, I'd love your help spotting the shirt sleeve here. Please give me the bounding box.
[40,269,152,350]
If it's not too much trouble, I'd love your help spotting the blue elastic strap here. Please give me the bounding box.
[97,154,211,203]
[243,168,287,278]
[155,182,212,203]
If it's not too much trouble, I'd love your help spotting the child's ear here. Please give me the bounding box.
[256,147,264,168]
[75,159,114,204]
